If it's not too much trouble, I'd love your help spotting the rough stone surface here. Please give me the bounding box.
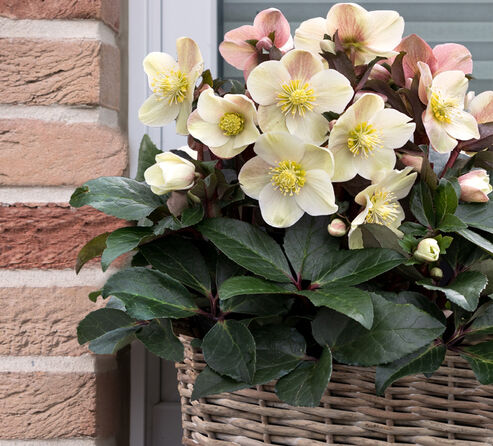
[0,371,120,439]
[0,39,120,109]
[0,0,120,30]
[0,119,128,186]
[0,203,126,269]
[0,287,104,355]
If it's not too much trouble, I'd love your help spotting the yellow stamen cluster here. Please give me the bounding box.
[347,122,383,157]
[151,70,189,105]
[277,80,316,116]
[219,112,245,136]
[270,160,306,196]
[365,190,400,225]
[430,92,457,124]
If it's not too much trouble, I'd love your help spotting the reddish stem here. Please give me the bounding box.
[439,146,461,178]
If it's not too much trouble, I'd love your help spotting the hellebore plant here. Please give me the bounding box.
[73,3,493,407]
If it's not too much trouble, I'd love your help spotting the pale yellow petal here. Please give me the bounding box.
[294,17,327,54]
[370,108,416,149]
[175,99,192,135]
[258,104,289,133]
[331,146,359,182]
[300,145,334,176]
[281,49,323,82]
[176,37,203,73]
[259,185,304,228]
[354,147,396,181]
[286,112,330,145]
[366,10,404,53]
[196,89,228,123]
[138,94,180,127]
[247,61,291,105]
[296,170,338,216]
[423,107,458,153]
[444,110,480,140]
[187,110,229,147]
[310,69,354,114]
[143,52,178,80]
[432,70,468,101]
[238,156,272,199]
[254,132,305,165]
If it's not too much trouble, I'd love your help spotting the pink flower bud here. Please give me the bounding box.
[400,154,423,173]
[458,169,493,203]
[328,218,347,237]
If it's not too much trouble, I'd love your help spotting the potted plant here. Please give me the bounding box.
[73,3,493,443]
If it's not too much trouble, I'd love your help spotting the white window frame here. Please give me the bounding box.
[128,1,218,445]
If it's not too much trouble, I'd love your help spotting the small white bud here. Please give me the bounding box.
[328,218,347,237]
[430,267,443,280]
[414,238,440,263]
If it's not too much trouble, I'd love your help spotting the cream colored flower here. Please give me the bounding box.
[414,238,440,263]
[467,91,493,124]
[422,70,479,153]
[144,152,196,195]
[139,37,203,135]
[328,94,415,182]
[246,49,353,145]
[294,3,404,65]
[238,132,338,228]
[348,167,417,249]
[458,169,493,202]
[187,89,259,159]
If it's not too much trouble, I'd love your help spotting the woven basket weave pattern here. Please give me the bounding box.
[177,336,493,445]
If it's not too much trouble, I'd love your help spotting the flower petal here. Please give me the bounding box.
[417,61,433,104]
[233,119,260,147]
[444,110,480,140]
[238,156,272,199]
[326,3,369,43]
[469,91,493,124]
[281,49,323,82]
[310,69,354,114]
[223,94,258,121]
[330,147,359,182]
[176,99,192,135]
[253,8,291,47]
[432,70,468,100]
[258,104,289,133]
[187,110,229,147]
[395,34,436,79]
[294,17,327,54]
[354,147,396,181]
[196,88,228,123]
[366,10,404,53]
[224,25,261,42]
[286,112,330,145]
[380,167,417,200]
[370,108,416,148]
[138,94,180,127]
[143,52,178,80]
[219,40,258,71]
[296,169,338,216]
[209,139,240,159]
[176,37,203,73]
[254,132,305,165]
[348,226,364,249]
[433,43,472,75]
[423,108,458,153]
[247,60,291,105]
[300,145,334,176]
[259,185,304,228]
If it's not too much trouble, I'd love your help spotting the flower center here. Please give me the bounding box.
[347,122,383,157]
[152,70,189,105]
[219,112,245,136]
[270,160,306,196]
[430,92,457,124]
[277,80,316,116]
[365,190,400,225]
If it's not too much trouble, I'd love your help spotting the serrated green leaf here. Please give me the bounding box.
[198,218,292,282]
[418,271,487,312]
[299,287,373,329]
[461,341,493,384]
[220,294,293,316]
[140,237,211,295]
[275,347,332,407]
[202,320,256,383]
[435,178,459,225]
[457,228,493,256]
[218,276,294,301]
[410,181,435,227]
[375,344,446,395]
[312,308,353,348]
[76,232,110,274]
[467,301,493,336]
[136,319,184,362]
[101,267,198,319]
[191,366,249,400]
[70,177,164,220]
[332,293,445,366]
[101,227,154,271]
[438,214,467,232]
[135,135,162,182]
[153,206,204,234]
[455,201,493,235]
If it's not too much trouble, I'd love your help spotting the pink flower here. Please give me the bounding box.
[467,91,493,124]
[219,8,293,80]
[458,169,493,202]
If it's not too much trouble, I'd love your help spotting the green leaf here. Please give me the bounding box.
[75,232,109,274]
[386,291,446,325]
[251,325,306,384]
[312,308,353,348]
[283,215,339,280]
[275,347,332,407]
[136,319,184,362]
[461,341,493,384]
[455,201,493,235]
[101,267,198,319]
[220,294,293,316]
[153,206,204,234]
[77,308,137,354]
[410,181,435,227]
[435,178,459,226]
[70,177,164,220]
[467,301,493,336]
[101,227,154,271]
[202,320,256,383]
[332,293,445,366]
[312,248,405,287]
[191,366,249,400]
[438,214,467,232]
[140,237,211,295]
[457,228,493,256]
[135,135,161,182]
[375,344,446,395]
[418,271,488,312]
[218,276,294,301]
[198,218,292,282]
[299,287,373,329]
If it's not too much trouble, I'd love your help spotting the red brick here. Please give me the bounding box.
[0,119,127,186]
[0,371,120,439]
[0,39,120,109]
[0,204,126,269]
[0,0,120,31]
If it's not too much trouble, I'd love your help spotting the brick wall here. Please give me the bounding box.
[0,1,129,444]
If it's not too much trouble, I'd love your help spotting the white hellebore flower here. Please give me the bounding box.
[422,69,479,153]
[139,37,203,135]
[246,49,354,145]
[294,3,404,65]
[187,89,260,159]
[144,151,196,195]
[238,132,338,228]
[329,94,415,182]
[348,167,417,249]
[414,238,440,263]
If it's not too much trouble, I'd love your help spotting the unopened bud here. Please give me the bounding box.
[458,169,492,203]
[430,267,443,280]
[414,238,440,263]
[328,218,347,237]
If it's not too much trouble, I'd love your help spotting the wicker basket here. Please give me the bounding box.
[176,335,493,445]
